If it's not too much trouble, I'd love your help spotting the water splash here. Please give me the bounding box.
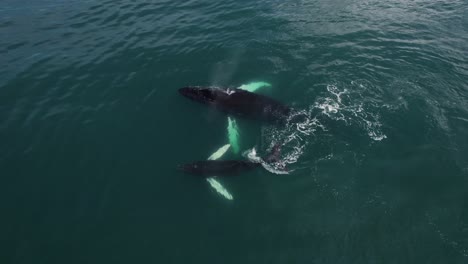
[238,81,271,92]
[257,81,387,172]
[314,83,387,141]
[242,147,290,175]
[227,117,240,154]
[260,107,327,172]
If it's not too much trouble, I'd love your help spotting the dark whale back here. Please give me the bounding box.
[215,89,291,122]
[179,87,291,123]
[179,160,260,176]
[179,144,283,177]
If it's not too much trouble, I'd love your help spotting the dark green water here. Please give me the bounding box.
[1,0,468,263]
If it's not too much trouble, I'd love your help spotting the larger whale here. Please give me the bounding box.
[179,86,292,123]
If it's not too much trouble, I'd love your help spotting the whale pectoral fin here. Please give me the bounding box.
[207,144,231,160]
[206,143,234,200]
[206,177,233,200]
[238,81,272,93]
[227,117,240,154]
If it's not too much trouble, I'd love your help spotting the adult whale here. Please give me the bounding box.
[179,144,282,177]
[179,87,292,123]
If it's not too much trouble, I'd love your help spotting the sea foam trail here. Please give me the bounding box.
[314,83,387,141]
[243,147,290,175]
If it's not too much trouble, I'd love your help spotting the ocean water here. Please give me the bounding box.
[1,0,468,263]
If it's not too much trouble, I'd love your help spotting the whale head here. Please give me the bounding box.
[179,86,227,104]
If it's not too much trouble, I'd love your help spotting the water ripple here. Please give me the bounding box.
[1,0,468,262]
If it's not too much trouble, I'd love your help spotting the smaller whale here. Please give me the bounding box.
[179,144,281,177]
[179,87,292,124]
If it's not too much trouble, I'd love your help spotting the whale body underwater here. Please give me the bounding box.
[178,87,287,177]
[179,144,282,177]
[179,160,260,176]
[178,86,292,123]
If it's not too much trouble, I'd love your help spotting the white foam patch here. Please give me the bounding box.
[260,162,291,175]
[259,108,326,170]
[252,81,387,173]
[314,84,387,141]
[226,88,235,95]
[242,147,290,175]
[244,147,262,163]
[316,98,340,115]
[206,144,234,201]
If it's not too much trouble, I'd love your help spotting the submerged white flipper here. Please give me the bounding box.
[227,117,240,154]
[229,81,272,152]
[238,81,271,92]
[204,81,273,201]
[225,81,271,154]
[207,144,231,160]
[206,144,234,201]
[206,178,233,200]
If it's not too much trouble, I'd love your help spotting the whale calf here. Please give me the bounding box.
[179,144,281,177]
[179,160,260,176]
[179,87,291,123]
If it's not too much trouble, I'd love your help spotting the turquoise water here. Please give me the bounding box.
[1,0,468,263]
